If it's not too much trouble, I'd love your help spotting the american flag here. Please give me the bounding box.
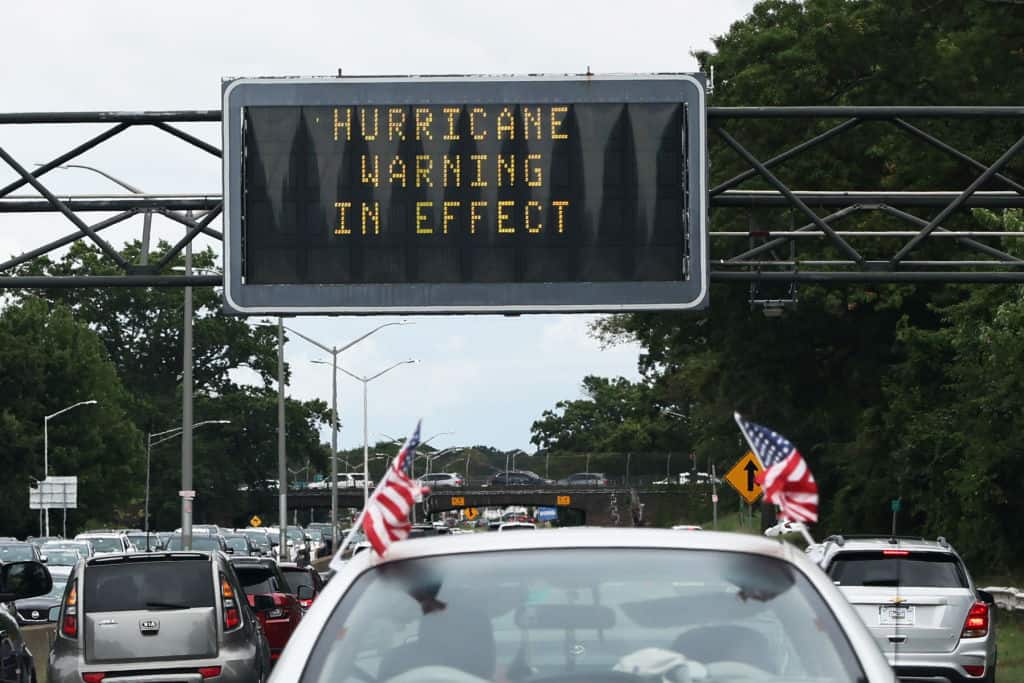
[733,413,819,523]
[362,421,425,555]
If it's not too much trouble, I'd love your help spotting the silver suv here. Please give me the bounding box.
[49,551,271,683]
[814,535,997,682]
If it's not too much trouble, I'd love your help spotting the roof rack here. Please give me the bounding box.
[823,534,932,547]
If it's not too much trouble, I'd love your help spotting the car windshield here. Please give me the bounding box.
[298,548,866,682]
[235,566,285,594]
[126,534,151,547]
[282,568,315,593]
[0,544,35,561]
[165,536,221,551]
[84,559,214,611]
[225,537,249,552]
[828,551,967,588]
[82,537,123,553]
[45,550,80,566]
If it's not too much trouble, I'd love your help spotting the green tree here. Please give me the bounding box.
[0,299,141,537]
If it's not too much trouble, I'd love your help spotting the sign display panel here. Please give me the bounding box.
[223,76,707,313]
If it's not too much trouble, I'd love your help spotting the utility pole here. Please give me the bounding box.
[277,319,287,562]
[180,241,194,550]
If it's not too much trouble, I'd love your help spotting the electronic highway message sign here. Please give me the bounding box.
[222,75,707,314]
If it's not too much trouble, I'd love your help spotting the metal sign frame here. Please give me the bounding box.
[221,75,708,314]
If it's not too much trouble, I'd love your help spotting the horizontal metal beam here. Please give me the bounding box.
[711,270,1024,283]
[0,196,222,212]
[712,190,1024,208]
[709,106,1024,119]
[0,275,222,288]
[0,111,220,124]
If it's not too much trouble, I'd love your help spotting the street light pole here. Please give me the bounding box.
[337,361,417,507]
[147,420,230,551]
[277,319,287,562]
[181,241,194,551]
[288,321,412,550]
[43,400,98,537]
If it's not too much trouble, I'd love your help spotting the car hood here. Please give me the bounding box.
[15,595,61,611]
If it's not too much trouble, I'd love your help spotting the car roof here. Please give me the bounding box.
[353,527,797,569]
[821,535,957,554]
[84,552,214,566]
[76,533,123,538]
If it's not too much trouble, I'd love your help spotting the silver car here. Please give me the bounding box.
[815,535,997,682]
[49,551,271,683]
[271,528,895,682]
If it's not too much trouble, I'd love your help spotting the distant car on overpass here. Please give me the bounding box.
[483,470,553,487]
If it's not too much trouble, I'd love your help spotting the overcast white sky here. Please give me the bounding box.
[1,1,757,453]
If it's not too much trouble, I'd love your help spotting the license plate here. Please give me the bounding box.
[879,605,915,626]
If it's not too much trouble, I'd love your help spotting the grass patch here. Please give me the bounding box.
[998,612,1024,682]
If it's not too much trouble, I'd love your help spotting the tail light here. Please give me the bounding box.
[963,664,985,677]
[299,599,314,609]
[198,666,222,679]
[221,576,241,631]
[961,601,989,638]
[82,673,106,683]
[62,583,78,638]
[882,549,910,556]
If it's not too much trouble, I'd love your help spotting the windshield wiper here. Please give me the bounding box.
[144,601,192,610]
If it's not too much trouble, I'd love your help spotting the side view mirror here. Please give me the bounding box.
[297,585,315,601]
[977,589,995,605]
[252,594,275,612]
[0,561,52,602]
[40,555,48,564]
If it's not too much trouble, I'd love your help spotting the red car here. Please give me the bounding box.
[229,557,304,661]
[278,563,325,612]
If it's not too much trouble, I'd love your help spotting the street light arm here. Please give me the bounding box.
[337,321,412,353]
[366,360,417,382]
[284,326,334,354]
[336,365,365,383]
[46,399,98,422]
[149,420,230,448]
[45,163,146,194]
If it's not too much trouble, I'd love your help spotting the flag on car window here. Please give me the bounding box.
[362,420,427,555]
[733,413,819,523]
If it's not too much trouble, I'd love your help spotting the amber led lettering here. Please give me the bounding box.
[414,108,433,141]
[334,202,352,235]
[497,200,515,234]
[443,107,461,140]
[360,108,380,141]
[442,201,459,234]
[415,201,433,234]
[361,202,380,235]
[551,106,568,139]
[470,154,488,187]
[333,107,352,141]
[388,108,406,141]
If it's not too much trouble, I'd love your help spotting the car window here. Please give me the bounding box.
[81,537,123,553]
[282,568,315,593]
[225,537,249,552]
[84,560,215,612]
[0,545,35,561]
[299,549,866,683]
[235,566,285,594]
[45,550,80,566]
[165,536,221,551]
[828,551,967,588]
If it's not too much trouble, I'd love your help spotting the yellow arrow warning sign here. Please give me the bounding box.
[249,515,262,527]
[724,451,764,504]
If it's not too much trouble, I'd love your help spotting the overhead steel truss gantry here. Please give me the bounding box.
[1,105,1023,289]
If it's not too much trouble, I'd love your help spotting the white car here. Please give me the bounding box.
[307,473,374,489]
[496,522,536,532]
[270,528,896,682]
[73,533,133,555]
[419,472,464,488]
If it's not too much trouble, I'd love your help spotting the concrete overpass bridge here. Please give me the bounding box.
[286,486,694,527]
